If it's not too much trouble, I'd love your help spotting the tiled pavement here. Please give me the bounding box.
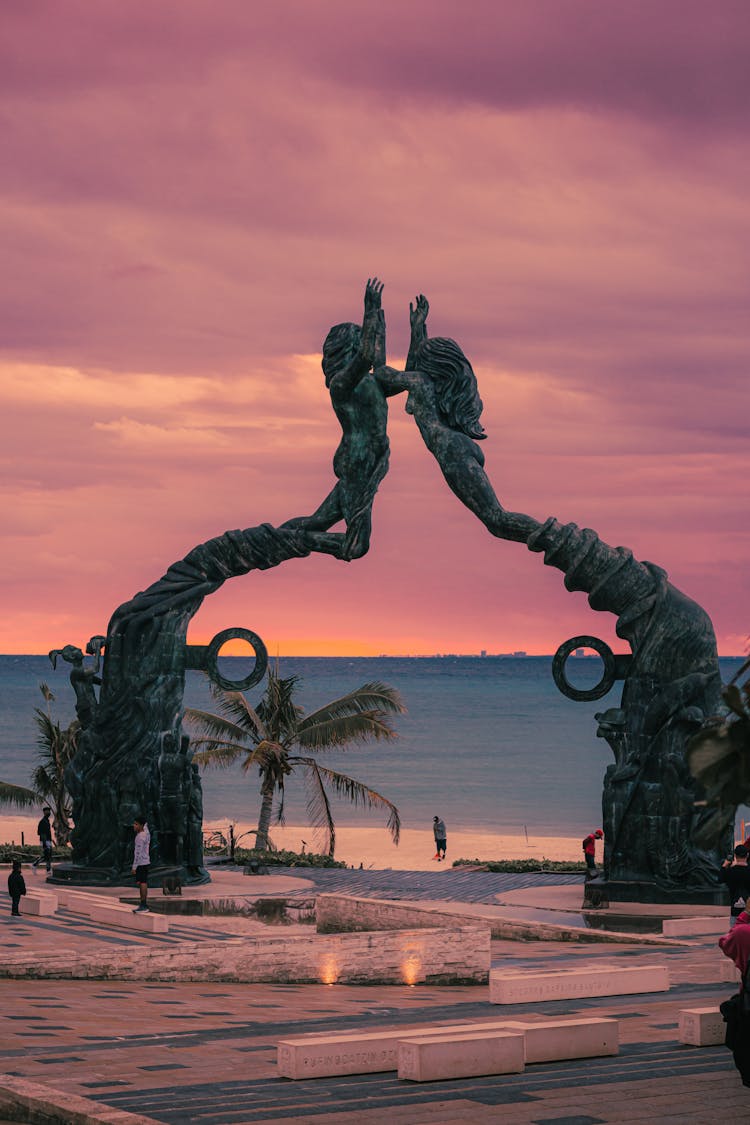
[0,869,746,1122]
[0,935,745,1123]
[272,867,584,904]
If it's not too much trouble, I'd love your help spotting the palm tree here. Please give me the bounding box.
[184,670,405,856]
[0,685,78,845]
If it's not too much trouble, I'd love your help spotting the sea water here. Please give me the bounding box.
[0,654,743,840]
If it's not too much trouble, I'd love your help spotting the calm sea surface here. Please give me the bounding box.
[1,654,743,839]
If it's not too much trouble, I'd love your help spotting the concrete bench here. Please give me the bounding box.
[398,1029,525,1082]
[501,1017,618,1062]
[679,1007,726,1046]
[718,956,742,983]
[490,963,669,1004]
[277,1016,618,1078]
[56,889,168,933]
[662,916,728,937]
[21,892,58,917]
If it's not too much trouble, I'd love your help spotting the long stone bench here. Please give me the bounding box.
[55,888,168,933]
[277,1016,618,1078]
[499,1016,617,1063]
[662,916,729,937]
[490,963,669,1003]
[679,1007,726,1046]
[398,1029,525,1082]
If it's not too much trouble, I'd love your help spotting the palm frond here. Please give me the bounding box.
[0,780,37,809]
[208,684,268,741]
[302,682,405,728]
[294,757,401,844]
[297,711,400,751]
[184,709,253,746]
[190,741,248,769]
[300,759,336,856]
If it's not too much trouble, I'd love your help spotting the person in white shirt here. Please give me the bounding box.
[132,816,151,913]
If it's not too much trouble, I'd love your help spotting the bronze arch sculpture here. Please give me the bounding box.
[50,280,733,900]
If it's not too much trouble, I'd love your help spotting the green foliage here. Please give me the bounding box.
[232,846,346,869]
[452,857,587,873]
[0,843,70,864]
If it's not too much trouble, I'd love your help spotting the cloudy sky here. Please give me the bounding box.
[2,0,748,657]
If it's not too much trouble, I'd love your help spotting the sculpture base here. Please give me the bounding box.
[47,863,211,888]
[604,879,726,907]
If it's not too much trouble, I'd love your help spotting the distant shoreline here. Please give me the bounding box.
[0,812,590,869]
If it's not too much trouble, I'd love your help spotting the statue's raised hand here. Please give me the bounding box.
[364,277,384,313]
[410,294,429,327]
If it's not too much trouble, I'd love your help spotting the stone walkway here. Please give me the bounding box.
[0,866,745,1122]
[0,937,742,1123]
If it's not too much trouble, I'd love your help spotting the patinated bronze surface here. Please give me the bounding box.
[51,281,732,899]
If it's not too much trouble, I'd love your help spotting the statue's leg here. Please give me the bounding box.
[280,485,343,532]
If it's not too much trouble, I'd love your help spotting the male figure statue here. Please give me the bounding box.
[283,278,391,560]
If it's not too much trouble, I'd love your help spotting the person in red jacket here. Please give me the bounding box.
[582,829,603,878]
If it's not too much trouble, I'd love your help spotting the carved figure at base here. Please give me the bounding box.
[186,763,204,876]
[375,295,537,544]
[157,732,191,867]
[282,278,391,560]
[48,638,104,729]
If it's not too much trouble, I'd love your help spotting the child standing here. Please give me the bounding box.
[8,859,26,916]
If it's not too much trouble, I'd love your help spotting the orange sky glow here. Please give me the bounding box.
[1,1,748,658]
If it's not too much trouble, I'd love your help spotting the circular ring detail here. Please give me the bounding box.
[552,635,617,702]
[205,628,268,692]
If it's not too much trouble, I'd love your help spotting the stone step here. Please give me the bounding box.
[489,963,669,1003]
[277,1016,618,1078]
[398,1029,525,1082]
[679,1007,726,1046]
[56,888,168,933]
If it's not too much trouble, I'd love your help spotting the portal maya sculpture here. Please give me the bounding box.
[50,279,732,901]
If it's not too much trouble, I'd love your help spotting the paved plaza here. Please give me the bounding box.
[0,866,745,1123]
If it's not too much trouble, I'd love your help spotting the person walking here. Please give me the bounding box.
[433,815,447,862]
[720,845,750,927]
[32,807,53,873]
[8,859,26,916]
[582,829,603,878]
[132,815,151,913]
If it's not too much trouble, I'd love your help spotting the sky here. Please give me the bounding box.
[1,0,748,658]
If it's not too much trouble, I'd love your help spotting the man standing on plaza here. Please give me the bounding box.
[720,845,750,927]
[132,815,151,913]
[433,815,447,862]
[582,828,603,878]
[32,807,53,873]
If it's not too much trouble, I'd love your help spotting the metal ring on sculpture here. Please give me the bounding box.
[552,635,617,702]
[204,628,268,692]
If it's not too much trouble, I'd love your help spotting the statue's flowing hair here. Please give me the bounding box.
[322,322,361,385]
[416,337,486,440]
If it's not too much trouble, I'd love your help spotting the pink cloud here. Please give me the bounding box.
[0,3,747,657]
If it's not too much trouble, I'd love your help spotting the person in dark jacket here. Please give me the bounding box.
[720,845,750,926]
[8,860,26,916]
[32,807,53,873]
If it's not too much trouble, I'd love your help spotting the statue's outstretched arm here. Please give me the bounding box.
[329,277,383,399]
[406,294,428,370]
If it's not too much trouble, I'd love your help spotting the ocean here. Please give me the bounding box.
[1,654,744,841]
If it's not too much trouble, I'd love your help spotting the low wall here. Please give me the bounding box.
[315,894,683,947]
[0,925,489,985]
[0,1074,159,1124]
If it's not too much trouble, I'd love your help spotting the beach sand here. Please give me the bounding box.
[0,811,586,869]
